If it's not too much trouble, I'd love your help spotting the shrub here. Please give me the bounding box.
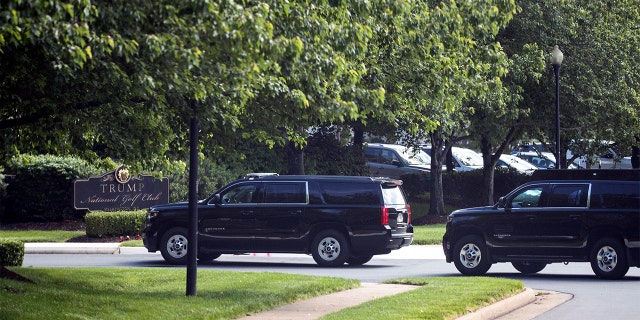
[442,169,533,208]
[85,210,146,237]
[2,154,99,222]
[0,240,24,266]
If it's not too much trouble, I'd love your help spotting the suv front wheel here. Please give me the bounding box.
[590,238,629,279]
[453,235,491,276]
[160,227,189,265]
[311,230,350,267]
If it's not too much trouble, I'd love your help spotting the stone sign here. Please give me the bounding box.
[74,166,169,211]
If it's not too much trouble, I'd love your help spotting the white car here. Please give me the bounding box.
[497,154,537,174]
[514,151,557,169]
[422,146,483,171]
[515,152,579,169]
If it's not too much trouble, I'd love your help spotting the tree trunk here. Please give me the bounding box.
[286,140,305,175]
[429,130,445,216]
[480,135,495,205]
[632,137,639,169]
[352,121,365,151]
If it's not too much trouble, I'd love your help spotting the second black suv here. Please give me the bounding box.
[144,175,413,267]
[443,178,640,279]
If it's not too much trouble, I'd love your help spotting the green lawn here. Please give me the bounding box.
[0,230,85,242]
[1,268,523,320]
[323,277,523,320]
[412,224,446,245]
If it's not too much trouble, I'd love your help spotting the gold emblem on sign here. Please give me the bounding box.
[115,165,131,184]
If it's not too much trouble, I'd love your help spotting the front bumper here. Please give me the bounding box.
[442,234,452,262]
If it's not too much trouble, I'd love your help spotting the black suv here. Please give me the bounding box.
[443,178,640,279]
[144,175,413,266]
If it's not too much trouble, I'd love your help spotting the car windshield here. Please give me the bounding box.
[453,148,484,166]
[400,148,431,165]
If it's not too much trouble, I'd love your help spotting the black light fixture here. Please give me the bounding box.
[551,45,564,169]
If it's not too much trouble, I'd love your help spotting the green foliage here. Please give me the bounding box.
[442,170,531,208]
[2,154,99,222]
[85,210,145,237]
[304,127,369,176]
[0,240,24,266]
[399,174,430,201]
[165,157,242,202]
[498,0,640,164]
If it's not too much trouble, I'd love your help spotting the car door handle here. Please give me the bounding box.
[241,210,253,215]
[290,210,302,215]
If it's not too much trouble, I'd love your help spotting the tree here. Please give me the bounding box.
[363,0,517,215]
[1,1,282,171]
[499,0,640,168]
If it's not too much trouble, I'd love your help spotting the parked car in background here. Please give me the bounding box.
[497,154,537,174]
[421,145,483,171]
[515,151,557,169]
[144,175,414,267]
[364,143,431,180]
[442,175,640,279]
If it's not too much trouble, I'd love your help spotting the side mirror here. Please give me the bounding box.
[211,194,222,204]
[496,196,506,208]
[391,159,402,167]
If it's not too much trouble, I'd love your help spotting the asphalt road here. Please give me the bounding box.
[23,246,640,319]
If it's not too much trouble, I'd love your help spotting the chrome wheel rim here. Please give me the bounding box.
[166,234,188,259]
[596,245,618,272]
[459,243,482,269]
[317,237,341,261]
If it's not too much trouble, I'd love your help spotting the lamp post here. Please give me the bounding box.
[551,45,564,169]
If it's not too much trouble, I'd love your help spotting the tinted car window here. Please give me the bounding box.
[364,148,379,162]
[547,184,589,207]
[221,183,257,204]
[320,182,379,205]
[380,149,399,165]
[510,186,544,208]
[264,182,307,204]
[590,182,640,209]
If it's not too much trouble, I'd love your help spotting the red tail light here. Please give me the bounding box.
[407,204,412,224]
[381,206,389,225]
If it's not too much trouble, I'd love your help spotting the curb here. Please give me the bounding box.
[457,288,538,320]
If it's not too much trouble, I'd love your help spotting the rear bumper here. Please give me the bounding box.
[388,232,414,249]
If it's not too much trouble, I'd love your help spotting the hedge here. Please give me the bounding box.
[0,240,24,267]
[85,210,146,238]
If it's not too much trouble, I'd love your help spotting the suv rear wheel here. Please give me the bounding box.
[453,235,491,276]
[311,230,350,267]
[590,238,629,279]
[160,227,189,265]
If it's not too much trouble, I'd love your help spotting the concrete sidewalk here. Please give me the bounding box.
[22,243,571,319]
